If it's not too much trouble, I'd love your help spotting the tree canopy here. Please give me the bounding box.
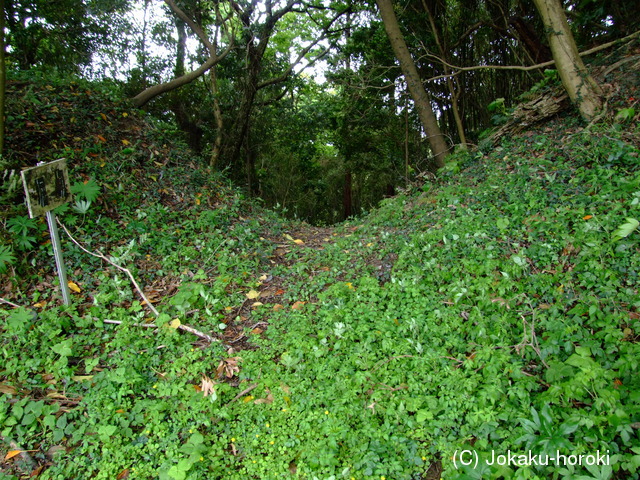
[2,0,638,222]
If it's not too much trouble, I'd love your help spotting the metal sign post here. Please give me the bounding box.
[45,210,71,305]
[20,159,73,305]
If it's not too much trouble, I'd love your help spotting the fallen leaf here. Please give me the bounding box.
[216,357,241,379]
[254,388,274,404]
[291,301,306,310]
[169,319,181,329]
[46,392,68,399]
[243,395,254,403]
[100,113,107,121]
[583,215,593,220]
[284,234,294,241]
[273,304,284,311]
[33,301,46,308]
[116,469,130,479]
[201,375,216,397]
[0,383,18,395]
[121,139,130,146]
[97,134,107,143]
[275,289,285,295]
[251,328,263,334]
[4,450,22,461]
[246,290,260,299]
[72,375,94,382]
[67,281,81,293]
[293,239,304,245]
[490,297,509,308]
[259,274,268,281]
[251,302,263,307]
[30,465,44,476]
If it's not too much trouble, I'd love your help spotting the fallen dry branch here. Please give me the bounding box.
[103,319,218,343]
[227,382,259,405]
[0,297,21,309]
[58,219,159,316]
[59,220,219,344]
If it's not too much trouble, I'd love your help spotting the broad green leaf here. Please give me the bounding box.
[612,217,639,241]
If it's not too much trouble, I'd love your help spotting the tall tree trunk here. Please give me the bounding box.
[422,0,467,148]
[375,0,448,168]
[343,170,352,219]
[0,0,5,156]
[508,16,552,64]
[224,42,262,168]
[170,17,203,152]
[532,0,602,120]
[209,5,224,167]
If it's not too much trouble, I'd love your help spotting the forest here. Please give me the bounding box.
[0,0,639,479]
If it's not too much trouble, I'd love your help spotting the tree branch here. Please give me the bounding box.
[59,220,220,345]
[104,319,218,344]
[164,0,214,52]
[0,297,20,308]
[257,7,347,90]
[422,29,640,83]
[58,219,159,316]
[131,44,232,107]
[258,42,327,90]
[132,1,236,108]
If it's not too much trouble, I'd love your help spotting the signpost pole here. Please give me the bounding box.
[21,158,73,306]
[45,210,71,305]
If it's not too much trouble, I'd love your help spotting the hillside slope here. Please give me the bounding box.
[1,71,640,480]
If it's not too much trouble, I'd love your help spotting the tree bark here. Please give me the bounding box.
[343,170,352,219]
[422,0,467,148]
[375,0,449,168]
[508,16,552,64]
[131,0,233,108]
[532,0,602,120]
[0,0,5,156]
[132,52,228,108]
[209,4,224,167]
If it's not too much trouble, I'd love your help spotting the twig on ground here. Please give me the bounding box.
[227,382,259,405]
[229,321,269,344]
[103,319,218,343]
[59,220,220,344]
[370,355,415,372]
[0,297,21,309]
[58,219,159,316]
[514,312,549,369]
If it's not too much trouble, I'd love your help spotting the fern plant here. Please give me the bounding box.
[71,178,100,202]
[7,215,38,251]
[0,245,16,273]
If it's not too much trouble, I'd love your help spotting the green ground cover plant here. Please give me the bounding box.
[1,74,639,479]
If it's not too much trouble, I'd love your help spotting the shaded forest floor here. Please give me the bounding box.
[1,65,640,480]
